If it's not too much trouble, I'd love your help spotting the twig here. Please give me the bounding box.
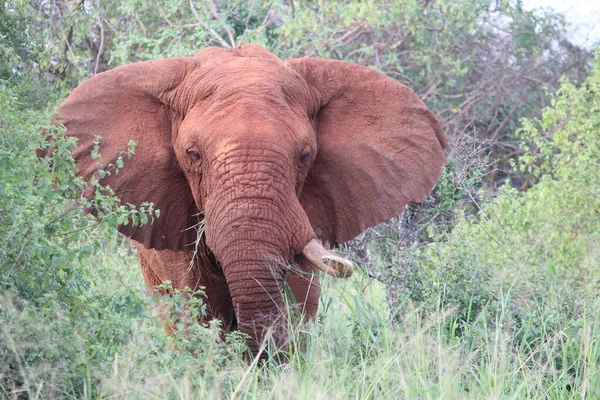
[93,20,105,74]
[188,0,232,48]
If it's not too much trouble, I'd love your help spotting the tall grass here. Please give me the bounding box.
[4,229,597,399]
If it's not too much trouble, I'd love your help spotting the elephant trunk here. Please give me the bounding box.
[203,192,313,355]
[224,257,287,354]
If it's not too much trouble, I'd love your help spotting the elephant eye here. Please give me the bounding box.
[299,152,311,163]
[187,150,202,161]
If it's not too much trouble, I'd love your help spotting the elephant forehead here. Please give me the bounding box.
[196,57,307,101]
[204,117,308,158]
[192,82,313,143]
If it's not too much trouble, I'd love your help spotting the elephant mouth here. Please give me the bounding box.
[302,239,354,278]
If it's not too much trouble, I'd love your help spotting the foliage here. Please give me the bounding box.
[1,0,600,398]
[352,55,600,396]
[0,86,157,302]
[0,1,32,81]
[0,13,158,394]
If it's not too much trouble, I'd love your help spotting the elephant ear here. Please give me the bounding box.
[57,58,201,251]
[287,58,448,246]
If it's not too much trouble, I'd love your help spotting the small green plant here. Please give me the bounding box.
[152,281,248,358]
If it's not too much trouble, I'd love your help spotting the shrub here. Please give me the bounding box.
[0,69,158,397]
[349,55,600,395]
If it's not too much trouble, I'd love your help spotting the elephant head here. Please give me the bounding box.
[57,44,447,353]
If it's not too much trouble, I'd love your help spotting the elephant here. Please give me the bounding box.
[54,44,447,356]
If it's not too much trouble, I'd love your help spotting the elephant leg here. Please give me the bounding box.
[136,243,235,333]
[286,256,320,323]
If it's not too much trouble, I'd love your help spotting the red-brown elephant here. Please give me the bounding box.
[55,44,447,355]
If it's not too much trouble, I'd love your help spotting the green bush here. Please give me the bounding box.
[370,55,600,395]
[0,46,159,396]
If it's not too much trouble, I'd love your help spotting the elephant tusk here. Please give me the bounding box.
[302,239,354,278]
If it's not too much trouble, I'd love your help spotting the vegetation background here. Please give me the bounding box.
[1,0,599,398]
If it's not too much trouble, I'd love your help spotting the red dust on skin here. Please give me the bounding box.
[53,44,447,356]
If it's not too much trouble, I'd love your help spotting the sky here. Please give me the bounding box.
[523,0,600,48]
